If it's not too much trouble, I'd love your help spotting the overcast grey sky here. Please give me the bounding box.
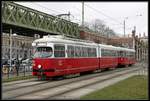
[15,2,148,37]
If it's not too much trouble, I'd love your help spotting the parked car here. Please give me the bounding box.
[21,58,32,71]
[2,59,8,65]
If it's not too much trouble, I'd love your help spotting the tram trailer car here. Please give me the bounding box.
[99,44,118,69]
[117,47,136,67]
[32,35,136,79]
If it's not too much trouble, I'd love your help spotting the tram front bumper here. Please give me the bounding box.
[33,68,55,76]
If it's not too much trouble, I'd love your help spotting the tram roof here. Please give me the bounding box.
[32,35,135,52]
[115,46,135,52]
[99,44,119,50]
[33,35,98,46]
[98,44,135,52]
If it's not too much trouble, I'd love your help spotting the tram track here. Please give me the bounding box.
[3,80,50,92]
[15,66,141,100]
[46,68,140,99]
[3,65,141,100]
[3,78,36,87]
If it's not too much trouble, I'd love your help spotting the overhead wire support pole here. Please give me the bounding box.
[123,17,128,37]
[9,28,12,78]
[124,20,125,37]
[82,2,84,29]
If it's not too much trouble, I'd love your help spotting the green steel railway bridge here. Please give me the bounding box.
[2,1,80,38]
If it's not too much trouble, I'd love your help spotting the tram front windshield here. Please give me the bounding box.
[34,47,53,58]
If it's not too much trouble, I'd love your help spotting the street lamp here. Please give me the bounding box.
[123,14,142,37]
[123,17,128,37]
[9,29,17,75]
[53,12,71,24]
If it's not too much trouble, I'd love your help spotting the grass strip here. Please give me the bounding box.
[80,75,148,100]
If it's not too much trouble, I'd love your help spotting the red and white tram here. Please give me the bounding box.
[32,35,136,79]
[99,44,118,69]
[117,47,136,66]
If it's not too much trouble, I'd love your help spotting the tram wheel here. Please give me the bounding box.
[38,75,46,81]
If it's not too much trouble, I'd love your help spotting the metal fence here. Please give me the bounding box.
[2,64,32,79]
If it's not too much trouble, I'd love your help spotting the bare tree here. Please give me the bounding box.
[91,19,117,37]
[84,22,91,31]
[81,19,117,38]
[90,19,106,34]
[105,27,116,38]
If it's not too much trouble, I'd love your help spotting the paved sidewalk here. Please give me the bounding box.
[2,71,32,79]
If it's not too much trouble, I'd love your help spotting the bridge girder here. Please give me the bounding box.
[2,1,80,38]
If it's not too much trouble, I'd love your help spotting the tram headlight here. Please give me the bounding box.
[38,65,42,69]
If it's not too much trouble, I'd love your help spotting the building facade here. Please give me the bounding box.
[135,35,148,62]
[2,33,35,60]
[80,30,108,44]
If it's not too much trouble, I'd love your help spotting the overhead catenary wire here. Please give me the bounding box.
[73,3,125,28]
[84,4,123,25]
[84,4,134,31]
[35,3,132,35]
[33,3,83,24]
[33,3,62,15]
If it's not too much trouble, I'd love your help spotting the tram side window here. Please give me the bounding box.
[81,47,84,57]
[133,52,135,58]
[129,52,131,57]
[101,49,116,57]
[87,48,91,57]
[117,51,120,57]
[125,51,127,57]
[116,51,118,57]
[75,46,79,57]
[124,51,127,57]
[67,45,74,57]
[111,50,114,57]
[101,49,107,57]
[130,52,134,58]
[127,52,130,58]
[79,46,82,57]
[82,47,86,57]
[108,50,111,56]
[113,50,116,57]
[115,51,117,57]
[129,52,132,58]
[92,48,97,57]
[106,49,109,56]
[128,52,130,57]
[54,45,65,57]
[130,52,132,58]
[120,51,123,57]
[101,49,104,57]
[83,47,88,57]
